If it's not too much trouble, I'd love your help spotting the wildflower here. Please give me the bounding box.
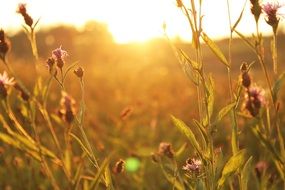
[244,86,265,117]
[59,91,76,124]
[0,71,15,98]
[0,29,10,62]
[262,1,283,33]
[250,0,262,22]
[52,46,68,69]
[255,161,268,179]
[113,159,125,174]
[158,142,174,159]
[74,67,84,79]
[16,3,33,27]
[182,157,203,177]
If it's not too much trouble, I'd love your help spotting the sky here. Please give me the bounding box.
[0,0,284,43]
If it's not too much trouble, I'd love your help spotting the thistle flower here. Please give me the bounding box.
[113,159,125,174]
[158,142,174,159]
[0,71,15,98]
[16,3,33,27]
[262,1,283,33]
[59,91,76,124]
[244,86,266,117]
[52,46,68,69]
[46,57,55,73]
[182,157,203,177]
[0,29,10,62]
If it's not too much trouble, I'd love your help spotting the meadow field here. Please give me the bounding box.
[1,1,285,189]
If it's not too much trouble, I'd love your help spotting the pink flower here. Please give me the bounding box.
[0,71,15,86]
[244,86,266,117]
[262,1,284,31]
[52,46,68,61]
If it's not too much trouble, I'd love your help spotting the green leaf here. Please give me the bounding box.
[171,116,202,157]
[175,143,187,157]
[105,164,114,190]
[215,102,236,124]
[193,119,208,151]
[272,72,285,103]
[217,149,248,189]
[241,156,253,190]
[206,75,215,119]
[160,163,184,190]
[90,153,114,190]
[201,32,229,68]
[251,126,283,163]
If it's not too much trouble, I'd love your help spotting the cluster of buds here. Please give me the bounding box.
[58,91,76,124]
[113,159,125,174]
[0,71,15,98]
[0,29,10,62]
[157,142,175,159]
[250,0,262,22]
[182,157,203,178]
[240,63,265,117]
[16,3,33,27]
[46,46,68,76]
[262,2,283,33]
[16,4,33,28]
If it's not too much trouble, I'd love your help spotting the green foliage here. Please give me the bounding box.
[217,149,248,189]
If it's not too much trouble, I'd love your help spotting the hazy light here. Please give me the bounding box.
[0,0,283,43]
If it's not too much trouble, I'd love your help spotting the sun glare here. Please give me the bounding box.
[0,0,279,43]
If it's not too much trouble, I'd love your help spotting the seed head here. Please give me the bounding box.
[158,142,174,159]
[176,0,183,8]
[250,0,262,22]
[113,159,125,174]
[17,3,33,27]
[59,91,76,124]
[241,72,251,88]
[74,67,84,78]
[46,57,55,73]
[0,29,10,61]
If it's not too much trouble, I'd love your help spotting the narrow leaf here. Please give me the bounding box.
[272,72,285,103]
[241,156,253,190]
[231,0,248,31]
[201,32,229,68]
[171,116,202,157]
[215,102,236,123]
[217,149,248,189]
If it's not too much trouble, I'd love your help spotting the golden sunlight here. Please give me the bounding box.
[0,0,279,43]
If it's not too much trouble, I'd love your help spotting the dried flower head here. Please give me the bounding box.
[74,67,84,78]
[16,3,27,15]
[241,72,251,88]
[59,91,76,124]
[52,46,68,69]
[250,0,262,22]
[182,157,203,178]
[0,71,15,98]
[244,86,266,117]
[113,159,125,174]
[176,0,183,8]
[158,142,174,159]
[0,29,10,61]
[16,3,33,27]
[46,57,55,73]
[262,1,283,33]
